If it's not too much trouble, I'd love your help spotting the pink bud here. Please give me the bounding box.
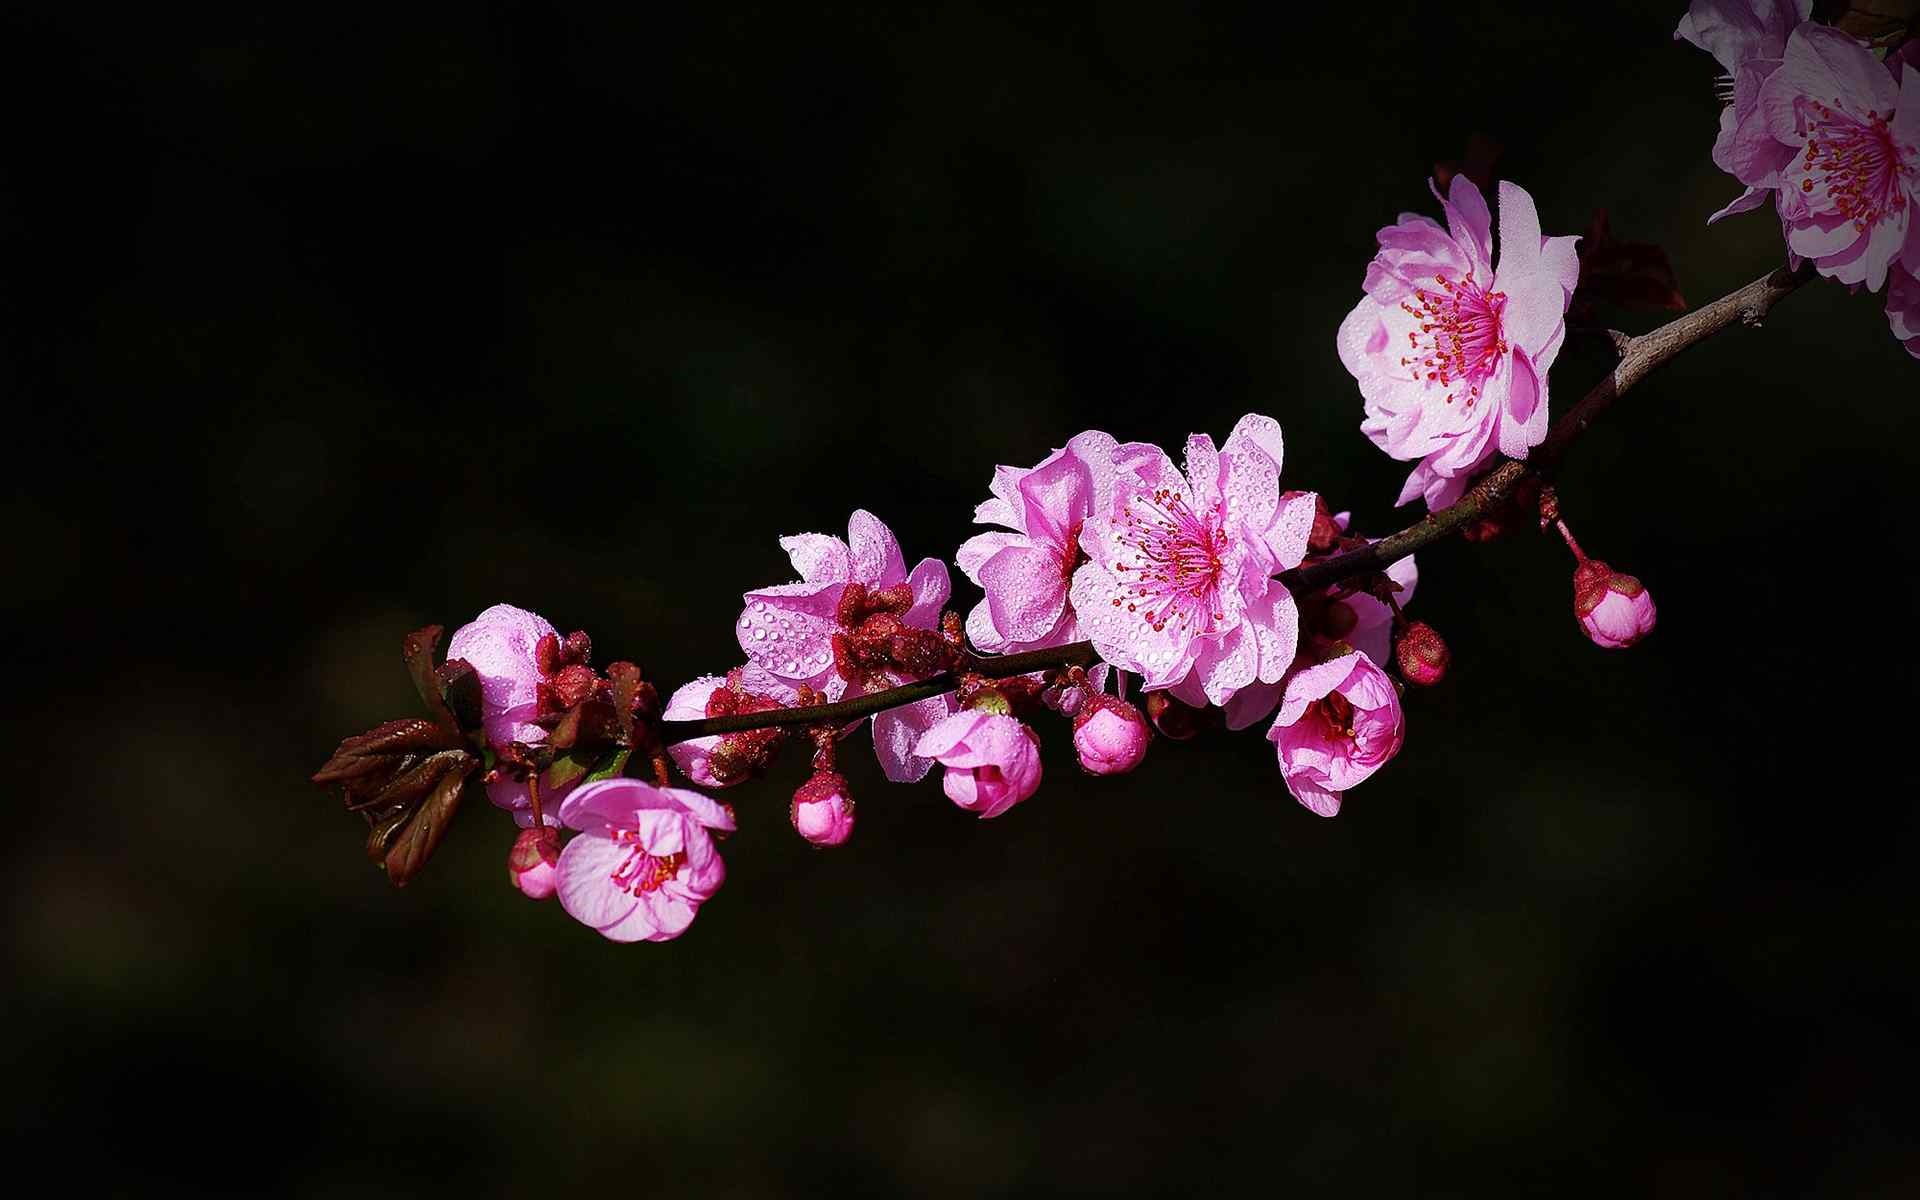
[1394,621,1450,686]
[1573,560,1657,649]
[507,826,562,900]
[1071,694,1151,775]
[790,770,855,847]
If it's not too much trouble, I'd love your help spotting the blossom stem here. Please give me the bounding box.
[660,261,1811,743]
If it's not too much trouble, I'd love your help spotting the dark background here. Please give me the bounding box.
[6,2,1917,1194]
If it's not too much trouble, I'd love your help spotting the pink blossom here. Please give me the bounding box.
[447,603,574,827]
[507,826,561,900]
[447,603,556,748]
[1573,561,1658,649]
[736,510,954,781]
[1266,651,1405,818]
[1071,694,1150,776]
[1763,27,1920,291]
[1674,0,1815,222]
[1889,264,1920,358]
[1069,414,1316,709]
[790,770,855,847]
[914,709,1043,819]
[662,665,800,789]
[555,778,734,943]
[1217,536,1416,732]
[1338,176,1580,510]
[958,431,1117,655]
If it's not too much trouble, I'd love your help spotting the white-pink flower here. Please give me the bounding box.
[1675,0,1816,222]
[1338,176,1580,510]
[735,510,954,781]
[957,431,1117,655]
[1266,651,1405,818]
[1763,26,1920,291]
[555,778,734,943]
[447,602,572,828]
[1890,265,1920,357]
[914,709,1044,819]
[1068,414,1315,708]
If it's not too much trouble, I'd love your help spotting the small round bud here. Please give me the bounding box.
[507,826,562,900]
[791,770,855,847]
[1071,694,1151,775]
[1394,621,1450,686]
[1573,560,1657,649]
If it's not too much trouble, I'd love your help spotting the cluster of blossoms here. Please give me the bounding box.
[320,5,1918,949]
[1677,0,1920,357]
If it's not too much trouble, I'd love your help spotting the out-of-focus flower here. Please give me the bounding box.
[555,778,734,943]
[914,709,1043,819]
[1764,26,1920,290]
[1338,176,1579,510]
[1266,651,1405,818]
[1888,264,1920,357]
[1674,0,1816,221]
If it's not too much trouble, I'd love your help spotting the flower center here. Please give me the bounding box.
[1059,519,1087,588]
[1800,104,1913,233]
[1398,269,1509,408]
[1108,487,1227,633]
[607,829,686,895]
[1315,693,1356,740]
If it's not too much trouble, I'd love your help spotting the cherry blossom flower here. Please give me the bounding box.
[735,510,954,781]
[1069,414,1317,708]
[958,431,1117,655]
[555,778,734,943]
[1674,0,1815,222]
[1266,651,1405,818]
[1216,535,1417,732]
[1890,265,1920,358]
[1763,27,1920,291]
[448,603,556,748]
[1338,176,1580,510]
[662,665,800,789]
[447,603,576,827]
[914,710,1043,819]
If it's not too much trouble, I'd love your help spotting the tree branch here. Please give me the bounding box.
[658,262,1812,742]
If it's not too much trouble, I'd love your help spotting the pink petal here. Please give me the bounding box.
[904,557,952,628]
[1434,175,1494,277]
[556,835,640,931]
[979,544,1068,643]
[848,509,907,588]
[1496,350,1548,460]
[913,709,989,761]
[1287,775,1343,818]
[778,533,851,585]
[737,582,841,680]
[956,531,1026,584]
[1016,447,1096,546]
[874,692,955,782]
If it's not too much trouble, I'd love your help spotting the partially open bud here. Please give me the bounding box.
[1071,694,1151,776]
[790,770,855,847]
[1394,621,1450,686]
[1573,560,1657,649]
[1143,691,1208,740]
[507,825,562,900]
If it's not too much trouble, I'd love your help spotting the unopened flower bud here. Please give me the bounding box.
[790,770,855,846]
[1394,621,1450,686]
[507,826,562,900]
[549,662,599,709]
[1572,560,1657,649]
[1071,694,1151,775]
[1143,690,1207,740]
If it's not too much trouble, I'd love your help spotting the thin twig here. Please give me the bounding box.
[659,262,1812,741]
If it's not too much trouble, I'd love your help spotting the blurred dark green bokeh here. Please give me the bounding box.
[5,2,1917,1195]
